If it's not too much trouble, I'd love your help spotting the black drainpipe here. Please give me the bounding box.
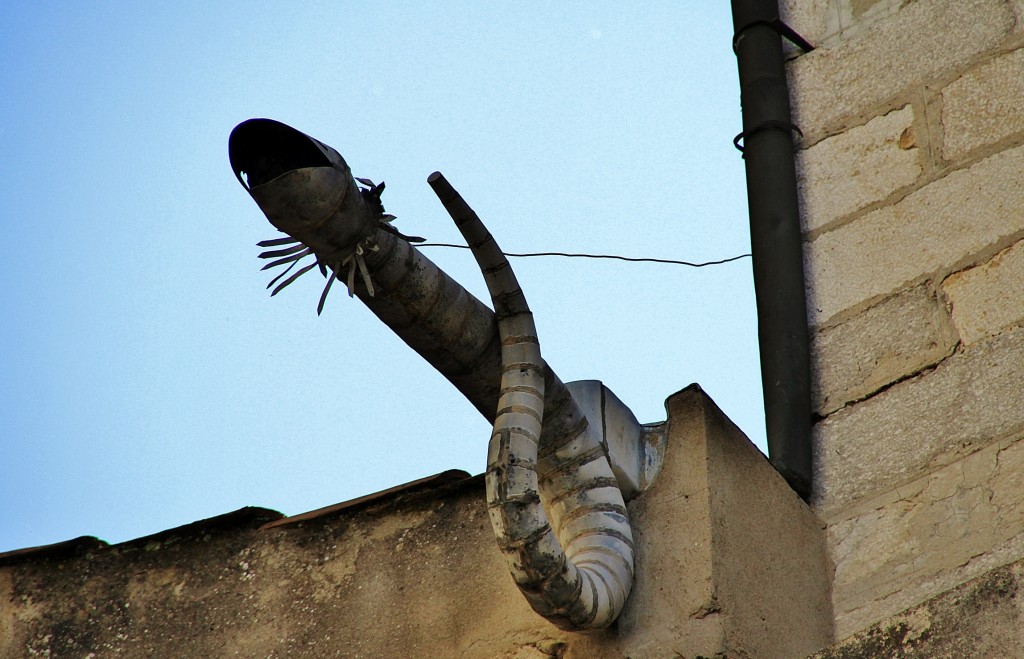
[730,0,814,498]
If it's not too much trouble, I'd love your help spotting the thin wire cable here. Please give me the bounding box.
[416,243,752,268]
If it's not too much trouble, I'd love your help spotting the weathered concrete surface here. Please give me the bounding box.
[814,558,1024,657]
[789,0,1013,142]
[0,483,543,659]
[809,283,957,416]
[942,47,1024,161]
[0,387,832,659]
[805,143,1024,326]
[943,238,1024,345]
[826,432,1024,638]
[797,105,920,234]
[812,325,1024,517]
[605,386,833,659]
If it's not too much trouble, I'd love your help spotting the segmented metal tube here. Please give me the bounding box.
[430,172,634,630]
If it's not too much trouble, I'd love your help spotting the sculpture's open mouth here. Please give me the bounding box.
[229,118,331,190]
[228,119,396,312]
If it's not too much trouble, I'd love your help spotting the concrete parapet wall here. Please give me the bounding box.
[790,0,1024,643]
[0,387,832,658]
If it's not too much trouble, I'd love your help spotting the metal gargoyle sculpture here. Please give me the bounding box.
[228,119,662,630]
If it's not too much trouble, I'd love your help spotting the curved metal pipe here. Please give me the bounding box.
[229,119,635,629]
[430,173,633,630]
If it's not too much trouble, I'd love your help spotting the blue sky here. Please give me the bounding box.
[0,3,760,553]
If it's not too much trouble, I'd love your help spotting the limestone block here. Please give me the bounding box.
[943,239,1024,345]
[827,432,1024,638]
[805,144,1024,326]
[797,105,920,233]
[779,0,838,55]
[943,48,1024,162]
[788,0,1012,142]
[814,560,1024,656]
[810,283,957,415]
[812,325,1024,517]
[835,0,909,42]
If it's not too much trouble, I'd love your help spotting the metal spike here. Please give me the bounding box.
[270,262,317,296]
[317,261,341,316]
[259,243,308,259]
[346,260,357,297]
[257,236,300,247]
[356,252,374,297]
[380,214,397,223]
[261,248,311,271]
[266,256,303,289]
[355,177,375,187]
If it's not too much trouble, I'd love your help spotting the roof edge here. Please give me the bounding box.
[260,469,474,530]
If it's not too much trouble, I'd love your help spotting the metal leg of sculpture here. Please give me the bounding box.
[428,172,634,630]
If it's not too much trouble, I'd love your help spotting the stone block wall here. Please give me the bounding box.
[785,0,1024,641]
[814,556,1024,658]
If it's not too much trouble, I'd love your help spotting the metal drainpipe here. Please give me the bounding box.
[730,0,813,498]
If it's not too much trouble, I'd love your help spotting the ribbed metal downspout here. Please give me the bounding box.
[730,0,813,497]
[430,172,634,630]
